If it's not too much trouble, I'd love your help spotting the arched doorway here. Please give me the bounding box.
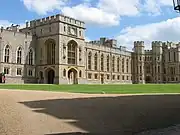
[46,69,55,84]
[68,68,78,84]
[145,76,151,83]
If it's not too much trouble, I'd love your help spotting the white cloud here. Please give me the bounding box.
[116,17,180,50]
[20,0,174,26]
[62,4,120,26]
[62,0,141,26]
[98,0,140,16]
[21,0,67,15]
[143,0,173,15]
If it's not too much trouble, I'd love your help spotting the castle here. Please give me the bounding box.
[0,14,179,84]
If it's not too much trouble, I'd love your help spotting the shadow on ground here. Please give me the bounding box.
[19,94,180,135]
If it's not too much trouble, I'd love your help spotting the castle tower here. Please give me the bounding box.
[133,41,145,84]
[152,41,163,83]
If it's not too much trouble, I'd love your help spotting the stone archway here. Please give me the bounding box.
[46,69,55,84]
[68,68,78,84]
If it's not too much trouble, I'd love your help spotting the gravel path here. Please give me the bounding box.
[1,89,180,135]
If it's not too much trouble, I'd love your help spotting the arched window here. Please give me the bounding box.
[4,45,10,63]
[46,39,55,65]
[17,47,22,64]
[94,53,98,70]
[28,49,33,65]
[79,70,82,77]
[88,52,92,70]
[122,58,125,73]
[68,40,77,65]
[126,59,129,73]
[63,69,66,77]
[107,55,110,72]
[117,57,120,72]
[101,54,104,71]
[112,56,115,72]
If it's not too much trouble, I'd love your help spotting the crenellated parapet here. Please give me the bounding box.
[0,25,32,39]
[26,14,85,28]
[152,41,163,46]
[134,41,144,47]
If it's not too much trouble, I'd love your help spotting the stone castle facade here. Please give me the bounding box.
[0,14,179,84]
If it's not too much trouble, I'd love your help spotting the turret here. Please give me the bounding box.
[133,41,145,84]
[134,41,145,54]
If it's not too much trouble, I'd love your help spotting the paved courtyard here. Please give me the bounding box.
[1,90,180,135]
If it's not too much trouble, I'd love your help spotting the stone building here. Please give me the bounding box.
[132,41,180,84]
[0,14,178,84]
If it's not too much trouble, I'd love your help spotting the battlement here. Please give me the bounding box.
[152,41,163,46]
[0,25,31,37]
[145,50,152,52]
[134,41,144,47]
[0,26,32,39]
[26,14,85,28]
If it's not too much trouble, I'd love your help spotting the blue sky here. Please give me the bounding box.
[0,0,180,49]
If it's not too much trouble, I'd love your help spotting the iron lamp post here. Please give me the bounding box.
[173,0,180,12]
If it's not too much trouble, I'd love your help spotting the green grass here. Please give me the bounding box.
[0,84,180,94]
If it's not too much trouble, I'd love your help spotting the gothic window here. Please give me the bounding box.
[46,39,55,65]
[17,68,22,75]
[17,47,22,64]
[117,57,120,72]
[122,58,124,73]
[94,53,98,70]
[40,48,43,64]
[174,52,176,62]
[4,45,10,63]
[88,73,92,79]
[79,47,82,61]
[107,55,110,72]
[28,69,33,76]
[63,69,66,77]
[158,66,160,73]
[88,52,92,70]
[94,74,98,79]
[101,54,104,71]
[4,67,10,74]
[28,49,33,65]
[126,59,129,73]
[79,70,82,78]
[68,40,77,65]
[112,56,115,72]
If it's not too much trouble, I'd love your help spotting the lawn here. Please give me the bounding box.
[0,84,180,94]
